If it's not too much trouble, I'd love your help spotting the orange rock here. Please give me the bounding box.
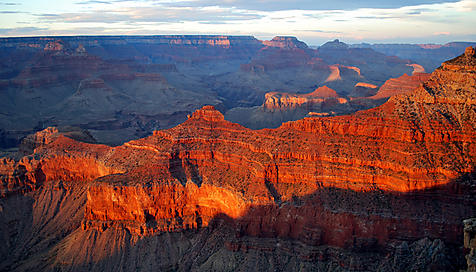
[355,82,378,89]
[262,36,308,49]
[2,50,475,249]
[264,86,346,110]
[370,73,430,100]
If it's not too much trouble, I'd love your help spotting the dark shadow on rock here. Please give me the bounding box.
[168,151,187,186]
[168,151,203,187]
[7,169,476,271]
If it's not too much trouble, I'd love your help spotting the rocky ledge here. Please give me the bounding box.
[0,47,475,272]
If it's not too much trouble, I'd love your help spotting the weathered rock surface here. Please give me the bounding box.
[351,82,379,97]
[1,36,433,149]
[317,39,414,86]
[370,72,431,100]
[19,126,96,155]
[353,41,476,71]
[464,218,476,272]
[228,68,425,130]
[262,36,308,49]
[66,49,476,239]
[263,86,347,111]
[0,46,475,272]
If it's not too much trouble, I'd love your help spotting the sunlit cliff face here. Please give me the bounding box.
[0,47,474,272]
[2,48,473,236]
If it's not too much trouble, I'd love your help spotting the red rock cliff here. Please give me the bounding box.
[370,72,431,99]
[264,86,347,111]
[2,49,475,250]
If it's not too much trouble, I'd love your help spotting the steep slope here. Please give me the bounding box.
[370,72,431,100]
[225,84,356,129]
[0,48,475,271]
[0,39,222,147]
[0,36,421,149]
[317,39,414,85]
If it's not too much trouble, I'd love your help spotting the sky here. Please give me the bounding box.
[0,0,475,45]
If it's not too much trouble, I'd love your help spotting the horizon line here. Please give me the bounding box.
[0,34,475,46]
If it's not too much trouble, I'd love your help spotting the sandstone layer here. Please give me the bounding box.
[370,72,431,100]
[263,86,347,111]
[0,47,475,272]
[1,36,429,149]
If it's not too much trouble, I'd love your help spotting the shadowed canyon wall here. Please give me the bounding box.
[0,46,475,271]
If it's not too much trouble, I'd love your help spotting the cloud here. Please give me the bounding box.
[0,27,47,35]
[161,0,461,11]
[76,0,112,4]
[0,2,19,5]
[0,10,21,13]
[0,0,473,45]
[35,6,263,24]
[0,25,143,36]
[434,31,451,35]
[355,16,400,19]
[457,0,476,11]
[301,29,343,34]
[35,13,60,17]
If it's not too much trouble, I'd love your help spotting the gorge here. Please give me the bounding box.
[0,45,475,271]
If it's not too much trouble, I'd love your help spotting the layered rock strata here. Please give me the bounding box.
[263,86,347,111]
[370,72,431,99]
[1,48,475,271]
[262,36,308,49]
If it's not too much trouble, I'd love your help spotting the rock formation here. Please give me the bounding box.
[353,41,476,71]
[464,218,476,272]
[407,63,425,74]
[60,49,476,237]
[0,35,427,149]
[44,41,65,52]
[320,39,349,49]
[351,82,379,97]
[0,43,475,271]
[263,86,347,111]
[318,39,414,86]
[324,64,341,82]
[370,72,431,100]
[262,36,308,49]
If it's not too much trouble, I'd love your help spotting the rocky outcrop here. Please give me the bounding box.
[0,45,475,272]
[19,126,97,155]
[83,182,246,235]
[318,39,414,85]
[264,86,347,111]
[352,41,476,71]
[407,63,425,74]
[8,47,474,243]
[464,218,476,272]
[262,36,308,49]
[324,64,341,82]
[320,39,349,49]
[370,72,431,99]
[0,150,121,198]
[44,41,65,51]
[351,82,379,97]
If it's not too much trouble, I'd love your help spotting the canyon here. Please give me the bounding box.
[3,35,464,150]
[353,42,476,71]
[0,47,475,271]
[226,71,431,129]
